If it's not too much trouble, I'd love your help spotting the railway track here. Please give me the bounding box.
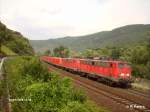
[45,63,150,112]
[127,89,150,99]
[73,78,150,112]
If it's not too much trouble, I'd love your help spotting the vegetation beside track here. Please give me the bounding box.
[1,56,109,112]
[132,79,150,91]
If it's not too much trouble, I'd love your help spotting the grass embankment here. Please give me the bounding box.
[1,45,16,55]
[0,56,109,112]
[132,78,150,91]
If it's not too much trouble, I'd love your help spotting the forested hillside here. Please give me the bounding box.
[30,24,150,53]
[0,21,34,56]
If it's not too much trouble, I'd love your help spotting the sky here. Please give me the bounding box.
[0,0,150,40]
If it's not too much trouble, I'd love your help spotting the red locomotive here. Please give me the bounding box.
[41,56,132,86]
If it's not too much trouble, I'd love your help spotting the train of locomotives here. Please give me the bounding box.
[41,56,133,87]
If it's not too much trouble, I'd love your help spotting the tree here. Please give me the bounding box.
[44,49,51,56]
[53,46,70,58]
[0,22,7,54]
[147,32,150,58]
[130,44,150,79]
[111,47,121,60]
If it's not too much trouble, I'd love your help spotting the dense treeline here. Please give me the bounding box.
[1,57,108,112]
[0,21,34,55]
[44,46,70,58]
[130,37,150,79]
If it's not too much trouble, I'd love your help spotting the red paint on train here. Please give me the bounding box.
[41,56,132,84]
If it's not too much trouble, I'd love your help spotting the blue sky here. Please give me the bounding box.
[0,0,150,40]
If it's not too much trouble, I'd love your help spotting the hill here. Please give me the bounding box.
[0,21,34,56]
[30,24,150,53]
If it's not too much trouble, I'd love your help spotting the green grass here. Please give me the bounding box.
[132,79,150,91]
[1,45,17,55]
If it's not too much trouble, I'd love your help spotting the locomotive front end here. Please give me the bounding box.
[117,62,133,85]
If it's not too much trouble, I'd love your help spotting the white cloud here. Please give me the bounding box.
[0,0,150,40]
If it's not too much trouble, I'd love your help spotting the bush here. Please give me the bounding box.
[60,101,108,112]
[21,57,51,82]
[3,57,107,112]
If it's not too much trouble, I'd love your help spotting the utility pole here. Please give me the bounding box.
[0,58,11,112]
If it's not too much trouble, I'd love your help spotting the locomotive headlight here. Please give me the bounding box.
[120,73,124,77]
[126,73,130,77]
